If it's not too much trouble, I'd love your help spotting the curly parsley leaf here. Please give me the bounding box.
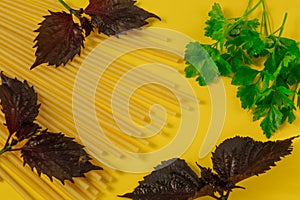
[31,11,84,69]
[0,72,40,136]
[231,30,266,57]
[121,136,297,200]
[84,0,160,36]
[184,1,300,137]
[276,86,295,109]
[184,42,221,85]
[237,84,258,109]
[229,19,260,37]
[204,3,229,50]
[203,45,232,77]
[251,85,296,138]
[260,105,283,138]
[231,65,259,85]
[21,131,102,184]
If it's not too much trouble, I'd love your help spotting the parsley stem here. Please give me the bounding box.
[261,0,272,35]
[228,0,263,33]
[241,0,264,20]
[243,0,253,16]
[271,13,288,37]
[277,13,288,38]
[58,0,72,12]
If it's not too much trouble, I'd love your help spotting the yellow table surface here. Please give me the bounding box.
[1,0,300,199]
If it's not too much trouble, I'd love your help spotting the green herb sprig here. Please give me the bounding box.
[185,0,300,138]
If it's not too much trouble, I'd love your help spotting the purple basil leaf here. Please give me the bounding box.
[0,72,40,137]
[195,164,240,198]
[15,122,40,141]
[197,165,220,194]
[21,131,102,184]
[84,0,161,36]
[31,11,84,69]
[119,158,204,200]
[80,16,94,37]
[212,136,297,184]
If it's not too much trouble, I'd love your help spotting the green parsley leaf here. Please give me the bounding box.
[253,104,270,121]
[281,107,296,124]
[276,86,295,109]
[196,76,207,86]
[185,62,199,78]
[185,0,300,138]
[232,65,259,85]
[234,30,266,57]
[260,71,274,91]
[204,3,229,49]
[237,84,258,109]
[184,42,220,85]
[260,105,283,138]
[229,19,260,37]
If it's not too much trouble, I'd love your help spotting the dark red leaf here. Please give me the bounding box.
[119,158,204,200]
[195,164,242,198]
[193,165,218,198]
[122,136,297,199]
[15,122,40,140]
[21,131,102,184]
[31,11,84,69]
[0,72,40,136]
[80,16,94,37]
[84,0,161,36]
[211,136,297,184]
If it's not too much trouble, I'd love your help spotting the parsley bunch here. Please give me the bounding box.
[185,0,300,138]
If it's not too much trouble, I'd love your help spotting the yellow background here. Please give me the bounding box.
[1,0,300,199]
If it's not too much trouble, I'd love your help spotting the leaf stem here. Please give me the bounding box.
[3,134,12,150]
[228,0,264,33]
[277,13,288,38]
[241,0,263,19]
[224,191,231,199]
[0,145,12,155]
[271,13,288,37]
[261,0,272,35]
[243,0,253,16]
[7,148,22,152]
[58,0,72,12]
